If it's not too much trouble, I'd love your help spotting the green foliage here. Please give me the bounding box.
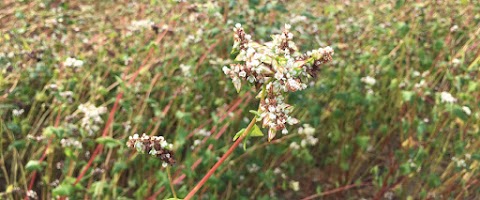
[1,0,480,199]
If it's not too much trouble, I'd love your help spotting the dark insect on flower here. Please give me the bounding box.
[127,133,176,166]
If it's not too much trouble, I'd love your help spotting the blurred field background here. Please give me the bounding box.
[1,0,480,199]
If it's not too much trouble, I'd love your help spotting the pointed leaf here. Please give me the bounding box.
[233,128,246,141]
[250,124,263,137]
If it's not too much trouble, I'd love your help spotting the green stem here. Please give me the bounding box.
[166,166,177,199]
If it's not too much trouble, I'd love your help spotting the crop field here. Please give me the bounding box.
[1,0,480,199]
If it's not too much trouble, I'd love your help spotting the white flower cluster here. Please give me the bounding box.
[223,23,334,141]
[289,180,300,192]
[440,91,457,103]
[77,103,107,135]
[451,156,466,168]
[60,138,82,149]
[27,190,38,199]
[128,19,154,32]
[246,163,260,173]
[180,64,192,77]
[12,108,25,116]
[195,128,211,137]
[126,133,175,167]
[298,124,318,147]
[289,124,318,150]
[64,57,84,68]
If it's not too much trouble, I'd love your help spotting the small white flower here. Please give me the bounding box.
[247,76,256,83]
[466,153,472,160]
[440,91,457,103]
[274,72,284,80]
[361,76,376,86]
[222,66,231,75]
[239,71,247,77]
[247,163,260,173]
[27,190,37,199]
[452,58,461,65]
[412,71,421,77]
[235,23,242,28]
[414,80,426,88]
[12,109,24,116]
[286,117,298,125]
[289,142,300,150]
[180,64,192,77]
[462,106,471,115]
[289,180,299,191]
[128,19,154,32]
[195,129,211,137]
[287,32,293,39]
[284,23,292,30]
[450,25,459,32]
[273,168,282,174]
[64,57,84,68]
[287,78,301,90]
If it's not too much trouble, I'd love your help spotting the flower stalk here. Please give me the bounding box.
[184,117,257,200]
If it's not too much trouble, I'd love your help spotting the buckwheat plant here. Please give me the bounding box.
[223,23,334,141]
[184,23,334,199]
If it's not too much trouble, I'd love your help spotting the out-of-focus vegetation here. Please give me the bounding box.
[1,0,480,199]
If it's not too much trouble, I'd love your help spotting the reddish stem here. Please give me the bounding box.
[184,118,256,200]
[25,109,62,200]
[147,95,251,200]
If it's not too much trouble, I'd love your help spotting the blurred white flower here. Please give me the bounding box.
[289,142,300,150]
[466,153,472,160]
[180,64,192,77]
[78,103,107,135]
[452,58,461,65]
[412,71,421,77]
[289,180,300,192]
[284,23,292,30]
[361,76,376,86]
[450,25,459,32]
[247,163,260,173]
[61,138,82,149]
[195,128,211,137]
[128,19,154,32]
[12,109,24,116]
[440,92,457,103]
[27,190,37,199]
[462,106,471,115]
[64,57,84,68]
[414,80,426,89]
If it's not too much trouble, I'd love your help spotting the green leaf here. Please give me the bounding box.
[112,161,128,174]
[233,128,245,141]
[25,160,43,172]
[355,136,370,150]
[452,107,468,121]
[250,124,264,137]
[401,91,414,102]
[249,110,260,117]
[96,137,122,148]
[52,184,74,196]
